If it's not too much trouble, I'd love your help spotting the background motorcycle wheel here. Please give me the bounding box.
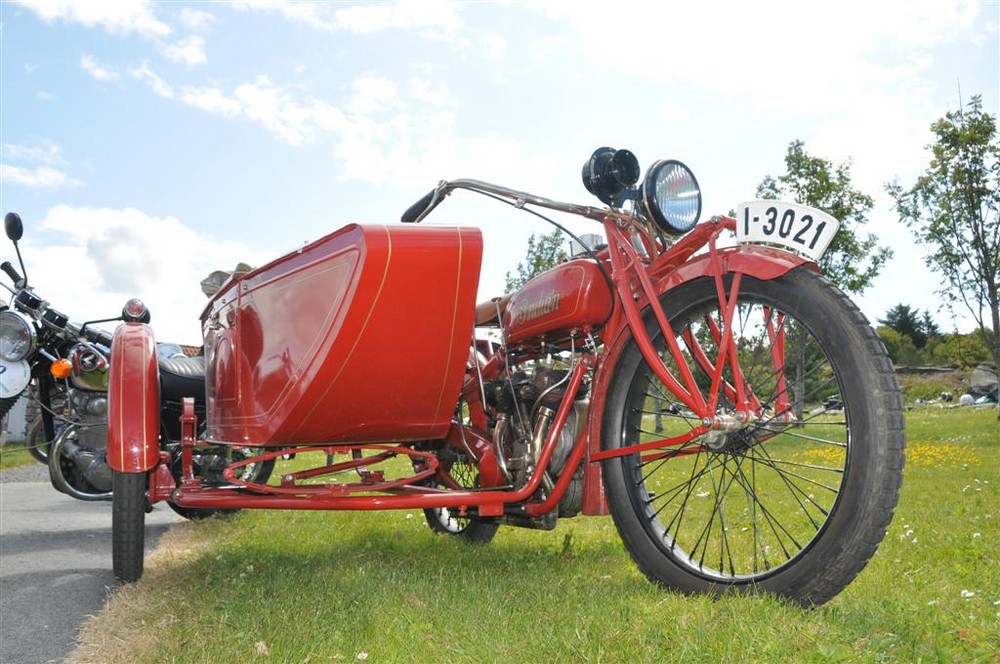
[112,470,147,583]
[601,269,905,607]
[25,417,50,464]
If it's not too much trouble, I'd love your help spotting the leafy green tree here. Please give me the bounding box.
[878,303,941,349]
[758,140,891,294]
[504,229,568,292]
[877,326,922,366]
[925,331,992,368]
[886,95,1000,379]
[920,310,942,341]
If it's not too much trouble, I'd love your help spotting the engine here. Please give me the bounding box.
[49,389,112,497]
[483,361,588,523]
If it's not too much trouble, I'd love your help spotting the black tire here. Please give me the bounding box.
[25,417,49,464]
[112,471,147,583]
[601,269,904,606]
[0,395,17,420]
[423,451,499,544]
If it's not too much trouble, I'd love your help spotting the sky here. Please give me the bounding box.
[0,0,998,345]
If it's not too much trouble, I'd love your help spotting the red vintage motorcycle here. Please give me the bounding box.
[108,148,904,606]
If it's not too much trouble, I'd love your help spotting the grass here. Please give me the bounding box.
[0,441,34,470]
[63,407,998,662]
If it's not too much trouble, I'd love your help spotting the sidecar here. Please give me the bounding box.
[202,223,484,446]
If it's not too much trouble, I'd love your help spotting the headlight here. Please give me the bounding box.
[0,310,36,362]
[639,159,702,235]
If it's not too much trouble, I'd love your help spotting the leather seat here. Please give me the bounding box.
[159,355,206,405]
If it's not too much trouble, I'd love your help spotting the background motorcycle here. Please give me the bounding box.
[0,212,274,513]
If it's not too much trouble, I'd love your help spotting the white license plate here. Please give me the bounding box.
[735,200,840,261]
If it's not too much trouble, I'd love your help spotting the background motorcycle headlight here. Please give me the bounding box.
[0,310,36,362]
[640,159,702,236]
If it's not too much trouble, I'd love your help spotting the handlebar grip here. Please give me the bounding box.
[1,261,22,285]
[401,189,438,223]
[86,328,114,348]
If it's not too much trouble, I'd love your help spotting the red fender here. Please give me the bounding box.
[580,244,816,515]
[107,322,160,473]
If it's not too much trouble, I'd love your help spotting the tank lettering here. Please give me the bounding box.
[513,291,561,324]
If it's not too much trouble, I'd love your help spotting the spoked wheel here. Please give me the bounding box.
[423,450,499,544]
[112,470,148,583]
[422,387,499,544]
[601,269,904,606]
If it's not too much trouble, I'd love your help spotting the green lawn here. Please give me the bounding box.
[65,407,998,662]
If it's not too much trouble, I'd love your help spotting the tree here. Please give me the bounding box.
[504,228,568,292]
[876,326,921,366]
[758,140,891,294]
[878,303,940,349]
[886,95,1000,381]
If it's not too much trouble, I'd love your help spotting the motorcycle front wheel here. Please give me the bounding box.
[112,471,147,582]
[601,269,905,606]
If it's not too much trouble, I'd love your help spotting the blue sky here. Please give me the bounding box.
[1,0,997,344]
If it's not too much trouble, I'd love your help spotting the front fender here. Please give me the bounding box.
[653,244,815,292]
[107,323,160,473]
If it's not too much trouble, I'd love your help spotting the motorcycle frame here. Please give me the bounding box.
[115,179,813,517]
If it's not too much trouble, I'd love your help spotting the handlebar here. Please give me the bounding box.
[83,326,114,348]
[400,189,439,223]
[400,179,618,225]
[1,261,23,287]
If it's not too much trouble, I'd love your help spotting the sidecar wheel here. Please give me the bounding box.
[422,452,498,544]
[112,471,148,583]
[601,269,904,606]
[423,507,499,543]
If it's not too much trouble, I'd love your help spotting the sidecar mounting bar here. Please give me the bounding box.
[407,178,628,225]
[169,356,592,514]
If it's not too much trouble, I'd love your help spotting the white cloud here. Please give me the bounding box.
[179,86,242,116]
[32,205,272,344]
[231,0,464,39]
[479,33,507,59]
[80,53,119,81]
[0,165,80,188]
[179,7,216,31]
[37,91,56,101]
[3,140,65,164]
[530,0,985,118]
[161,35,207,67]
[12,0,170,38]
[347,75,399,114]
[128,61,174,98]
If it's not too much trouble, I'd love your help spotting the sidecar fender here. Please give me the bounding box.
[107,323,160,473]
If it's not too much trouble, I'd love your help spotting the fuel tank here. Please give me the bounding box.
[503,258,613,345]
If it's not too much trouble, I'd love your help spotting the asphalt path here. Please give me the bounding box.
[0,463,177,664]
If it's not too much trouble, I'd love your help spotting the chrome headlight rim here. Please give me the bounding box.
[0,309,37,362]
[639,159,702,236]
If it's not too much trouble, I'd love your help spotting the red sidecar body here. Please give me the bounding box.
[200,223,483,447]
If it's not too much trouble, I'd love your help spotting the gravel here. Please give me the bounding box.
[0,461,50,483]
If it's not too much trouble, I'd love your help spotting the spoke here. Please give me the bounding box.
[745,448,843,494]
[725,456,801,561]
[751,451,829,529]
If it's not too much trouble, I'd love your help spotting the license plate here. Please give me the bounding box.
[735,200,840,261]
